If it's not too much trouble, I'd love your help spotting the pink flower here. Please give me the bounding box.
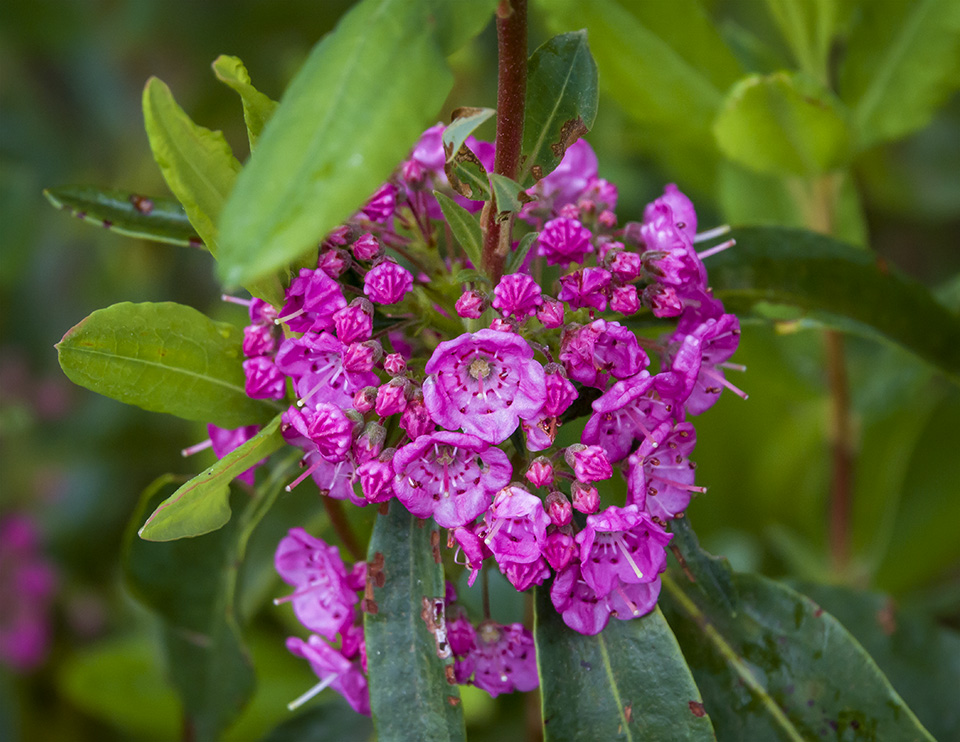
[610,285,640,315]
[393,431,511,528]
[483,485,550,566]
[665,313,743,415]
[626,421,702,521]
[492,274,543,319]
[525,457,554,488]
[537,217,593,266]
[550,563,611,636]
[557,267,611,311]
[536,297,565,328]
[456,290,486,319]
[565,444,613,483]
[545,491,572,526]
[469,622,539,698]
[422,329,546,445]
[543,529,576,571]
[276,333,377,408]
[351,233,382,262]
[647,183,697,241]
[360,183,396,224]
[277,268,347,333]
[243,356,286,400]
[559,320,648,389]
[363,258,413,305]
[356,458,396,503]
[242,324,278,357]
[282,403,355,463]
[333,299,374,344]
[286,635,370,715]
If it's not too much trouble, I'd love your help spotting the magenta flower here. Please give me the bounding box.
[666,313,744,415]
[356,458,396,503]
[317,247,350,279]
[525,457,554,489]
[502,557,551,591]
[360,182,396,224]
[363,258,413,305]
[550,563,612,636]
[393,431,511,528]
[492,274,543,319]
[543,529,576,572]
[575,505,671,597]
[333,299,374,344]
[281,430,364,505]
[536,297,565,328]
[375,378,408,417]
[274,529,356,640]
[565,444,613,483]
[545,491,572,526]
[626,421,703,521]
[483,485,550,566]
[647,183,697,241]
[243,356,286,400]
[286,635,370,715]
[639,203,706,289]
[610,285,640,315]
[559,320,648,389]
[469,622,539,698]
[453,522,493,587]
[524,139,598,217]
[351,233,382,262]
[606,578,662,622]
[571,481,600,514]
[207,424,264,485]
[642,283,683,318]
[399,392,435,440]
[537,217,593,266]
[282,403,355,463]
[242,324,278,357]
[422,329,546,445]
[276,268,347,333]
[275,332,378,408]
[523,364,577,451]
[383,353,406,376]
[558,267,611,311]
[455,290,486,319]
[610,250,642,282]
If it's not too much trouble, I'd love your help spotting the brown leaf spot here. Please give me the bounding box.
[130,194,154,214]
[445,666,457,686]
[624,703,633,723]
[447,694,461,706]
[450,106,489,122]
[876,598,897,636]
[550,118,589,159]
[689,700,706,717]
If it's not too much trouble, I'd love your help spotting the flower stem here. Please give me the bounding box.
[323,497,365,562]
[482,0,527,284]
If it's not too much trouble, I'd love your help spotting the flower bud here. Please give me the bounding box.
[571,481,600,514]
[351,232,382,262]
[384,353,406,376]
[545,491,572,526]
[455,290,486,319]
[536,297,565,328]
[525,457,554,488]
[375,378,408,417]
[353,386,378,414]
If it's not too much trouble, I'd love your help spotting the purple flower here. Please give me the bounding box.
[610,250,642,282]
[606,578,662,622]
[393,431,511,528]
[575,505,671,597]
[626,421,703,521]
[536,297,565,328]
[642,283,683,318]
[537,217,593,266]
[282,430,365,505]
[557,268,611,311]
[469,622,539,698]
[565,444,613,483]
[610,285,640,315]
[492,274,543,319]
[646,183,697,241]
[356,458,396,504]
[317,247,350,279]
[242,324,278,357]
[453,522,492,587]
[502,557,551,592]
[274,529,356,640]
[525,139,598,217]
[351,233,382,262]
[286,635,370,715]
[639,203,706,289]
[559,320,648,390]
[456,290,486,319]
[207,424,264,485]
[277,268,347,333]
[581,372,672,463]
[243,356,286,400]
[275,333,377,408]
[375,378,408,417]
[399,392,435,440]
[550,563,612,636]
[483,485,550,566]
[333,299,374,345]
[523,364,577,451]
[666,314,744,415]
[422,329,546,445]
[360,183,396,224]
[363,258,413,305]
[282,403,355,463]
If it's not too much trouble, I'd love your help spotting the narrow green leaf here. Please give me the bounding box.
[519,31,598,185]
[535,589,716,741]
[218,0,453,288]
[489,173,527,220]
[123,479,255,742]
[435,191,484,269]
[43,185,201,247]
[56,301,279,428]
[660,571,936,741]
[708,227,960,384]
[212,55,278,151]
[139,415,284,541]
[442,107,496,161]
[796,583,960,742]
[839,0,960,148]
[364,502,465,742]
[143,76,241,257]
[453,269,489,286]
[762,0,838,81]
[713,72,851,176]
[506,231,538,274]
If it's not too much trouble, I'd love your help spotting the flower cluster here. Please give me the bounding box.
[208,126,745,711]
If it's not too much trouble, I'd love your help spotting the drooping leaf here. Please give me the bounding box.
[444,143,492,202]
[123,479,255,742]
[519,30,598,185]
[506,231,538,274]
[139,415,284,541]
[442,107,496,161]
[143,76,241,257]
[708,227,960,384]
[363,502,465,742]
[212,55,278,151]
[838,0,960,149]
[43,185,201,247]
[435,191,484,270]
[535,589,716,742]
[56,301,279,427]
[217,0,453,288]
[796,582,960,742]
[713,72,852,176]
[660,571,936,741]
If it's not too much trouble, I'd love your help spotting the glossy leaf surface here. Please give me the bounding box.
[535,589,716,742]
[56,301,278,428]
[139,415,284,541]
[364,502,464,742]
[43,185,200,247]
[435,191,484,271]
[709,227,960,383]
[520,31,598,184]
[218,0,453,288]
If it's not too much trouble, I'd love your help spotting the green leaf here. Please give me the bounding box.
[423,0,498,55]
[708,227,960,384]
[660,571,936,741]
[669,517,739,616]
[56,301,278,427]
[435,191,484,270]
[444,144,491,202]
[762,0,838,81]
[519,30,598,184]
[796,583,960,742]
[453,269,489,286]
[538,0,742,143]
[363,502,464,742]
[489,173,528,220]
[535,589,716,741]
[212,55,278,151]
[259,701,375,742]
[143,76,241,258]
[838,0,960,149]
[218,0,453,288]
[43,185,201,247]
[123,479,256,742]
[442,107,496,161]
[506,231,538,274]
[713,72,851,176]
[139,415,284,541]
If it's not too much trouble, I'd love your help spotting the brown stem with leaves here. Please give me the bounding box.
[481,0,527,284]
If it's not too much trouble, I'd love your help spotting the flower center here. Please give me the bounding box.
[468,357,492,381]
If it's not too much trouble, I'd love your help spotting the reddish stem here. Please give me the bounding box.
[323,497,365,562]
[482,0,528,284]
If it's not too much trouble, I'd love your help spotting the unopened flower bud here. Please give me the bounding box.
[354,422,387,463]
[400,392,435,440]
[642,283,683,318]
[364,258,413,305]
[317,247,350,278]
[536,297,565,328]
[353,386,378,414]
[384,353,406,376]
[565,444,613,483]
[333,298,374,344]
[489,318,514,332]
[525,457,554,488]
[571,481,600,514]
[375,378,408,417]
[455,290,486,319]
[352,233,382,262]
[546,491,572,526]
[543,529,576,571]
[610,285,640,315]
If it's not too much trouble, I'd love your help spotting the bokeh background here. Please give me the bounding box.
[2,1,958,739]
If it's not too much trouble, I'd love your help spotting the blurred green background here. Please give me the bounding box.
[1,0,958,740]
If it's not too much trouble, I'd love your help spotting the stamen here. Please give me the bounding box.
[615,584,640,616]
[702,367,749,399]
[649,475,707,493]
[616,538,644,580]
[286,460,324,491]
[484,518,505,545]
[287,673,338,711]
[275,308,306,325]
[718,362,747,372]
[221,294,253,307]
[693,225,731,243]
[697,238,736,260]
[181,439,213,457]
